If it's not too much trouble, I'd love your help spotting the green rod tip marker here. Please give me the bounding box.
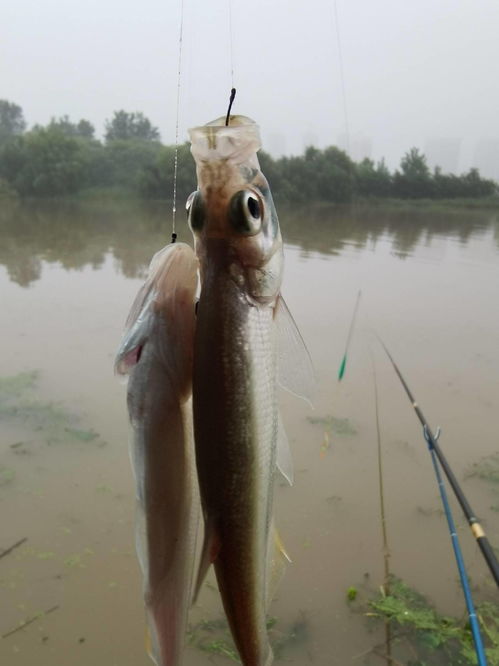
[338,290,361,382]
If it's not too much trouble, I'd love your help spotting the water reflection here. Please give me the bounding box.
[1,199,498,287]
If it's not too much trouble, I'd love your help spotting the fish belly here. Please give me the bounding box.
[131,364,198,666]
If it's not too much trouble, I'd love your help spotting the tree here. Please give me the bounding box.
[3,127,86,197]
[138,143,196,200]
[0,100,26,143]
[105,111,160,142]
[48,115,95,139]
[400,148,430,179]
[393,147,433,198]
[356,157,393,197]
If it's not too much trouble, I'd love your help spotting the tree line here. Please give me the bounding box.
[0,100,497,202]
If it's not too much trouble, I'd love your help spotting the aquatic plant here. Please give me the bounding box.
[307,414,357,436]
[188,613,310,662]
[0,371,104,447]
[366,576,499,664]
[466,453,499,488]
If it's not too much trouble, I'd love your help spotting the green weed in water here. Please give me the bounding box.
[347,586,358,601]
[65,427,99,442]
[307,414,357,436]
[0,465,16,485]
[0,371,104,447]
[366,576,499,664]
[188,613,309,662]
[0,371,38,402]
[466,453,499,487]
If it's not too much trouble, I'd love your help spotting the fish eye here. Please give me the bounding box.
[186,191,204,231]
[228,190,263,235]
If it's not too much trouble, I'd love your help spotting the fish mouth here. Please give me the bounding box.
[189,116,261,166]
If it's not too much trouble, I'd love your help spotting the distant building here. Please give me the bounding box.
[336,132,372,161]
[266,132,287,157]
[472,138,499,180]
[302,131,319,151]
[425,138,462,174]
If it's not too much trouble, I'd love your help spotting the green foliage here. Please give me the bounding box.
[105,110,160,142]
[0,465,16,486]
[188,613,310,662]
[466,452,499,486]
[347,586,358,601]
[356,157,392,197]
[271,145,355,203]
[104,139,162,191]
[307,414,357,435]
[0,100,497,201]
[0,100,26,144]
[0,370,104,448]
[138,142,196,201]
[47,115,95,139]
[393,148,433,198]
[0,176,18,200]
[368,576,499,664]
[0,127,87,196]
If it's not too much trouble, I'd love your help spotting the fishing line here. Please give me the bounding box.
[332,0,350,156]
[227,0,235,89]
[171,0,185,244]
[370,352,393,665]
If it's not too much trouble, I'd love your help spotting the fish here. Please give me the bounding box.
[187,115,309,666]
[115,242,199,666]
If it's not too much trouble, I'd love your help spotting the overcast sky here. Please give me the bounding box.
[3,0,499,176]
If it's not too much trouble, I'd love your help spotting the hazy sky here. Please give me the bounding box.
[3,0,499,175]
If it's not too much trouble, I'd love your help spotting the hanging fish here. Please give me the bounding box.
[187,115,312,666]
[115,242,199,666]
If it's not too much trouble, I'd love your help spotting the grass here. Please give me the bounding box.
[363,576,499,664]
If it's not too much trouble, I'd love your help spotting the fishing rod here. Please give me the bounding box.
[338,290,361,381]
[378,337,499,588]
[427,425,488,665]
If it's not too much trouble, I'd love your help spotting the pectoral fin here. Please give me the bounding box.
[275,294,316,405]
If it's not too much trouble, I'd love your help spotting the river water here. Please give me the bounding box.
[1,199,498,665]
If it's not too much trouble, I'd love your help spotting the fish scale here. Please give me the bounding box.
[194,270,277,666]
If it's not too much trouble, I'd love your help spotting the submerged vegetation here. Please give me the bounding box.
[0,370,105,451]
[307,413,357,436]
[1,99,497,202]
[363,576,499,665]
[465,452,499,511]
[188,613,310,663]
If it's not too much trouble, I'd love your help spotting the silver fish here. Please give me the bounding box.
[115,242,199,666]
[188,116,287,666]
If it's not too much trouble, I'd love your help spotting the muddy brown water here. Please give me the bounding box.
[1,200,498,665]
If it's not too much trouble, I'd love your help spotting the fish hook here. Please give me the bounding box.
[225,88,236,126]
